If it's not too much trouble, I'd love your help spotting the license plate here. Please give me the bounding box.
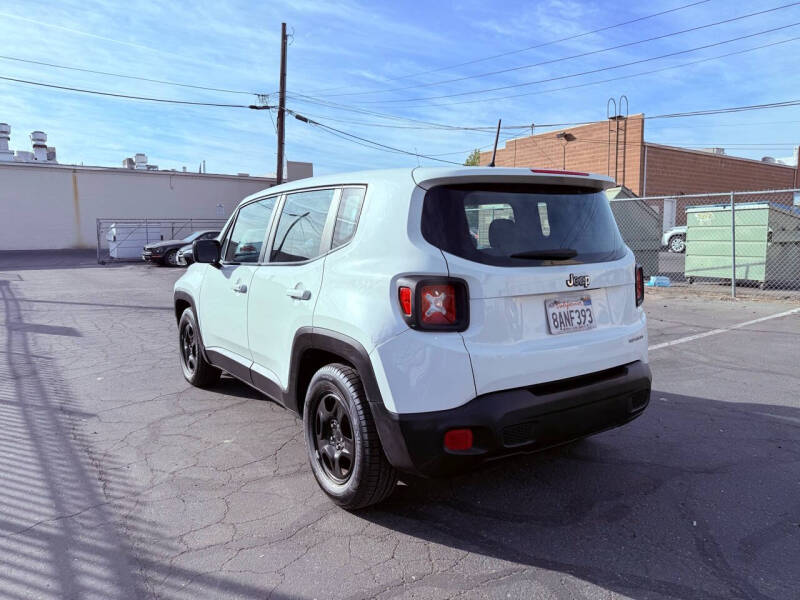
[546,296,595,335]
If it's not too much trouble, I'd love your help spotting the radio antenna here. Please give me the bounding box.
[488,119,501,167]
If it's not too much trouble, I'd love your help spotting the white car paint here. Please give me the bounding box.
[175,166,649,416]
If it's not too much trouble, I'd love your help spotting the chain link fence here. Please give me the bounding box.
[609,189,800,299]
[96,218,228,264]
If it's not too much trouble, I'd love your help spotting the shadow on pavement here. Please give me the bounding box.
[360,393,800,600]
[0,279,304,600]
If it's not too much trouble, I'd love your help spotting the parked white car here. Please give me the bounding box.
[662,225,687,253]
[174,167,651,508]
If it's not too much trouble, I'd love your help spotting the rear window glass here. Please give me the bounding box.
[421,184,625,267]
[332,187,366,248]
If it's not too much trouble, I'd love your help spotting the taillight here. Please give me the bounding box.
[420,284,456,325]
[396,277,469,331]
[398,286,412,317]
[635,264,644,306]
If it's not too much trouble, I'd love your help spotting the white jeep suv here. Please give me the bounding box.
[174,167,651,509]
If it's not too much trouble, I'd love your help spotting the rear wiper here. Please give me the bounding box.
[509,248,578,260]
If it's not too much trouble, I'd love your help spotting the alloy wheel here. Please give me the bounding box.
[313,392,355,483]
[180,322,197,374]
[670,236,686,253]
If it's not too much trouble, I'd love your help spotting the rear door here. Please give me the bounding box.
[247,187,343,392]
[420,182,645,395]
[198,196,276,362]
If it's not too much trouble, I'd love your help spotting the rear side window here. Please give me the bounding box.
[223,197,275,263]
[421,184,625,266]
[270,189,336,263]
[332,187,366,248]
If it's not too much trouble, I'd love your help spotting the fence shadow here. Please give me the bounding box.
[0,279,304,599]
[357,392,800,600]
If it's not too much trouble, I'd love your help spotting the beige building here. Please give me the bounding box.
[0,123,313,250]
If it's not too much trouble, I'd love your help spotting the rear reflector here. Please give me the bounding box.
[398,286,412,317]
[444,428,473,451]
[420,284,457,325]
[531,168,589,176]
[635,264,645,306]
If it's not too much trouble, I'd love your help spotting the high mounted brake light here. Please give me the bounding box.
[397,277,469,332]
[530,168,589,176]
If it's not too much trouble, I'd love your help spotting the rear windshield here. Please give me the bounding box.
[421,184,626,267]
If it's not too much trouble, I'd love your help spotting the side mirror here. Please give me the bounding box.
[194,239,221,264]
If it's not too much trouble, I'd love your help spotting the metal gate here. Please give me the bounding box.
[96,218,228,264]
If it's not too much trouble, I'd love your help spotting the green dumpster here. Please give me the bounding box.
[685,202,800,287]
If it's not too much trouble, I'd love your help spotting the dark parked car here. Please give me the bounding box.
[142,230,220,266]
[176,231,220,266]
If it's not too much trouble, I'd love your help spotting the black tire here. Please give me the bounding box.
[163,249,179,267]
[178,307,221,388]
[303,363,397,509]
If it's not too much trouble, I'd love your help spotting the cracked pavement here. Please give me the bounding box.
[0,251,798,599]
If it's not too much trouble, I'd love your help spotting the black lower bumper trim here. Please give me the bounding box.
[371,361,652,477]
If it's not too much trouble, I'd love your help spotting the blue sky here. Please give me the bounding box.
[1,0,798,175]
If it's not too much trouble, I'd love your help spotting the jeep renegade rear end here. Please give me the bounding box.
[175,167,651,509]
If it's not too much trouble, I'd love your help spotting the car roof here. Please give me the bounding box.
[238,167,615,207]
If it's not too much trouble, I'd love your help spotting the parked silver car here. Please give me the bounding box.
[662,226,687,253]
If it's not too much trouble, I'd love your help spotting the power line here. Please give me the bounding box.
[354,21,800,104]
[0,74,267,108]
[298,0,713,95]
[414,34,800,109]
[289,34,800,131]
[287,34,800,127]
[504,99,800,130]
[0,54,259,95]
[290,111,462,165]
[327,2,800,98]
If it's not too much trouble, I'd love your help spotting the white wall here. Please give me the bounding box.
[0,163,276,250]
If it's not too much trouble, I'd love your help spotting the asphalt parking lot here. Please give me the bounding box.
[1,251,798,600]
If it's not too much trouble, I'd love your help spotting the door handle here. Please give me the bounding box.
[286,287,311,301]
[232,283,248,293]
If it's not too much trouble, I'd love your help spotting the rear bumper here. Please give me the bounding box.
[372,360,651,477]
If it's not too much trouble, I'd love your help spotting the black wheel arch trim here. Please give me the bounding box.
[259,327,415,472]
[174,290,210,363]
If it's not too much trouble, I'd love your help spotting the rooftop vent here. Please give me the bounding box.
[761,156,777,164]
[0,123,12,161]
[30,131,48,162]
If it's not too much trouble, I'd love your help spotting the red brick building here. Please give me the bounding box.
[479,114,799,196]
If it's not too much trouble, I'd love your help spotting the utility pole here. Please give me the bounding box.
[276,22,288,185]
